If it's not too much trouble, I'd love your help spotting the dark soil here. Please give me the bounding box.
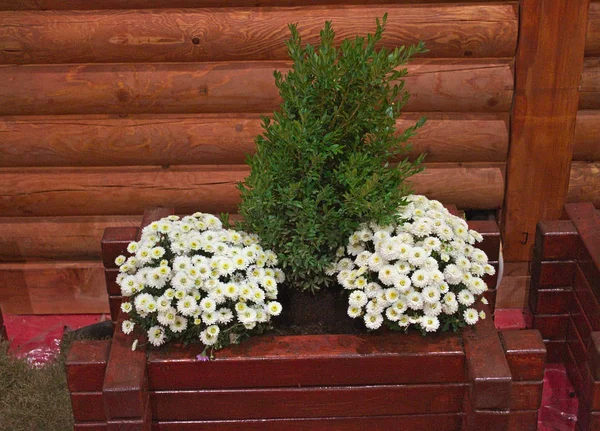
[269,287,363,335]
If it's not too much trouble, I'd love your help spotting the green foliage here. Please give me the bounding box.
[238,15,426,292]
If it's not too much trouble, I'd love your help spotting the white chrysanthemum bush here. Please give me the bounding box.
[331,195,495,334]
[114,213,284,354]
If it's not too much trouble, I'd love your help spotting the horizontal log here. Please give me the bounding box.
[0,215,140,262]
[0,163,505,217]
[0,0,516,10]
[0,5,517,64]
[568,162,600,207]
[0,59,514,116]
[587,3,600,57]
[579,58,600,109]
[150,384,466,420]
[0,261,109,314]
[148,332,465,390]
[575,111,600,161]
[0,112,509,167]
[499,329,546,381]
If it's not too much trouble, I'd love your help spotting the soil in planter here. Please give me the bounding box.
[269,287,363,335]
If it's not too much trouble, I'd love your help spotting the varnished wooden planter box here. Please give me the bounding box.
[66,207,546,431]
[529,203,600,430]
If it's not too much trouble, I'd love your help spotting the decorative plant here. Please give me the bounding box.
[114,213,284,354]
[331,195,495,334]
[238,15,426,292]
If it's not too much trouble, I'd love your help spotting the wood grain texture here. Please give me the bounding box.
[502,0,589,261]
[0,59,514,116]
[587,3,600,57]
[0,0,516,11]
[0,215,140,262]
[0,261,109,314]
[575,111,600,161]
[568,162,600,209]
[148,332,465,390]
[0,112,509,167]
[150,384,466,420]
[0,5,517,64]
[66,339,111,392]
[70,392,106,422]
[579,58,600,109]
[462,305,512,410]
[499,329,546,381]
[150,414,464,431]
[0,162,505,217]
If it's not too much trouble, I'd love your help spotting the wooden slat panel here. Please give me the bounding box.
[502,0,590,261]
[150,414,463,431]
[0,112,509,167]
[568,162,600,207]
[579,58,600,109]
[0,59,514,116]
[587,2,600,57]
[148,332,465,390]
[0,261,108,314]
[150,384,465,420]
[575,111,600,161]
[0,215,140,262]
[0,0,516,11]
[0,162,505,217]
[0,5,517,64]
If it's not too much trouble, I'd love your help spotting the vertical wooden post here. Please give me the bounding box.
[502,0,590,261]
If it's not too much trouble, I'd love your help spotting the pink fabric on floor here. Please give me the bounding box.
[494,307,531,330]
[4,314,107,367]
[538,364,579,431]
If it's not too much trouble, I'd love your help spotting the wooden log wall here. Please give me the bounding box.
[0,0,518,314]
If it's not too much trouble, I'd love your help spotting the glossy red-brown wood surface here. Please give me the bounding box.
[462,305,512,410]
[150,413,464,431]
[574,265,600,331]
[101,227,139,269]
[499,329,546,381]
[66,339,111,392]
[71,392,106,422]
[148,332,465,390]
[535,220,580,261]
[462,391,509,431]
[530,287,573,315]
[507,409,538,431]
[509,381,543,411]
[533,314,570,341]
[74,424,107,431]
[531,260,576,289]
[151,384,466,421]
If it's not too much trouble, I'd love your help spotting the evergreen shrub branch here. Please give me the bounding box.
[238,15,427,292]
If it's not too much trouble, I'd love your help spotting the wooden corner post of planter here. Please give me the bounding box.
[499,329,546,431]
[462,305,513,431]
[561,203,600,429]
[468,220,501,312]
[528,220,579,362]
[101,207,174,431]
[502,0,590,261]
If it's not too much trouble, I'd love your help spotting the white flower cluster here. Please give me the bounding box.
[331,195,495,333]
[115,213,284,349]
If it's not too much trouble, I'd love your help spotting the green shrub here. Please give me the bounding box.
[238,15,426,292]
